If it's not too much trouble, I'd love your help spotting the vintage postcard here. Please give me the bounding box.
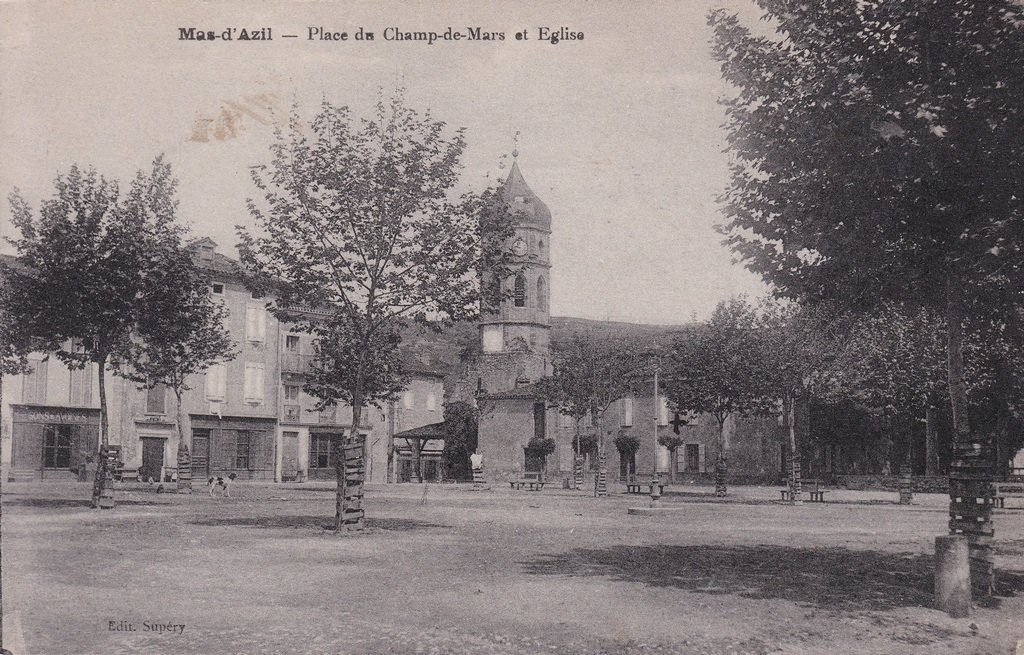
[2,1,1023,654]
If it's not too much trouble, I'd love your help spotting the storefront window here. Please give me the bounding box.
[43,424,73,468]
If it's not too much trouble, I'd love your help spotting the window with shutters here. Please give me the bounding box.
[426,393,437,412]
[243,363,265,404]
[69,365,92,405]
[658,396,670,426]
[245,302,266,342]
[23,358,47,403]
[235,431,250,469]
[285,335,300,351]
[284,384,300,401]
[403,391,414,409]
[206,363,227,401]
[146,383,167,414]
[620,397,633,426]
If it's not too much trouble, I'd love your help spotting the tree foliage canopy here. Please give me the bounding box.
[535,332,654,424]
[712,1,1024,315]
[663,297,774,429]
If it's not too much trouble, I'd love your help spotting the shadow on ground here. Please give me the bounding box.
[189,514,452,532]
[3,497,163,509]
[522,544,1024,611]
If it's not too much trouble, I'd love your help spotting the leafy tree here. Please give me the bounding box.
[124,234,237,493]
[535,333,652,480]
[441,401,478,480]
[525,437,556,458]
[5,158,181,506]
[663,297,773,495]
[711,1,1024,589]
[238,92,515,530]
[657,433,686,483]
[820,304,948,475]
[759,301,848,495]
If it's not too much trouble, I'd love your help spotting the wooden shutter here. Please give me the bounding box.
[698,444,706,472]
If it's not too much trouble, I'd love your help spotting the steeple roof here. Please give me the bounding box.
[503,161,551,230]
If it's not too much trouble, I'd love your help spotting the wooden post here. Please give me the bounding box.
[934,535,971,617]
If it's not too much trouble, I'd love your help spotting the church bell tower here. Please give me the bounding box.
[478,153,552,393]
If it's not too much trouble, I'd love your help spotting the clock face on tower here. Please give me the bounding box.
[512,238,527,256]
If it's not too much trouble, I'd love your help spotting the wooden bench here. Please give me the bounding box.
[113,467,140,482]
[994,482,1024,508]
[780,479,828,502]
[510,479,545,491]
[511,472,545,491]
[626,481,665,495]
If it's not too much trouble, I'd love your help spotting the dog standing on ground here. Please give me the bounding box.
[207,473,237,497]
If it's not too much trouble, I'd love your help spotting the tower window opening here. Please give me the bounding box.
[514,274,527,307]
[537,276,547,312]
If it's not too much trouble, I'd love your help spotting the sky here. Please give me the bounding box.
[0,0,768,325]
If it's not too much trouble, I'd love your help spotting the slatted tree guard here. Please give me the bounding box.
[342,438,366,531]
[948,442,995,596]
[789,456,803,505]
[596,452,608,497]
[176,445,192,494]
[898,463,913,505]
[573,456,584,490]
[714,456,728,497]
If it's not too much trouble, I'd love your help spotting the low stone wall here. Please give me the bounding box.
[833,474,949,494]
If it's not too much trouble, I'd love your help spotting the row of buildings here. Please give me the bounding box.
[2,159,810,487]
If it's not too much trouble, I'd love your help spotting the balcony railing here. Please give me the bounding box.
[280,353,313,374]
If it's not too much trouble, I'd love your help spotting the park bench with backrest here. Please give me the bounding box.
[510,471,545,491]
[780,478,828,502]
[994,481,1024,508]
[625,474,665,496]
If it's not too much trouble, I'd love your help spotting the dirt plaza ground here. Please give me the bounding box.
[3,480,1024,655]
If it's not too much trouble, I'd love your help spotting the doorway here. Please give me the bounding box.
[191,429,210,479]
[140,437,165,482]
[281,431,299,480]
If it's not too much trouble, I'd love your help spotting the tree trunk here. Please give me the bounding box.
[92,356,110,508]
[788,393,802,504]
[412,438,422,483]
[715,417,728,496]
[386,400,396,484]
[945,279,993,595]
[175,389,192,493]
[1,371,4,650]
[925,403,940,476]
